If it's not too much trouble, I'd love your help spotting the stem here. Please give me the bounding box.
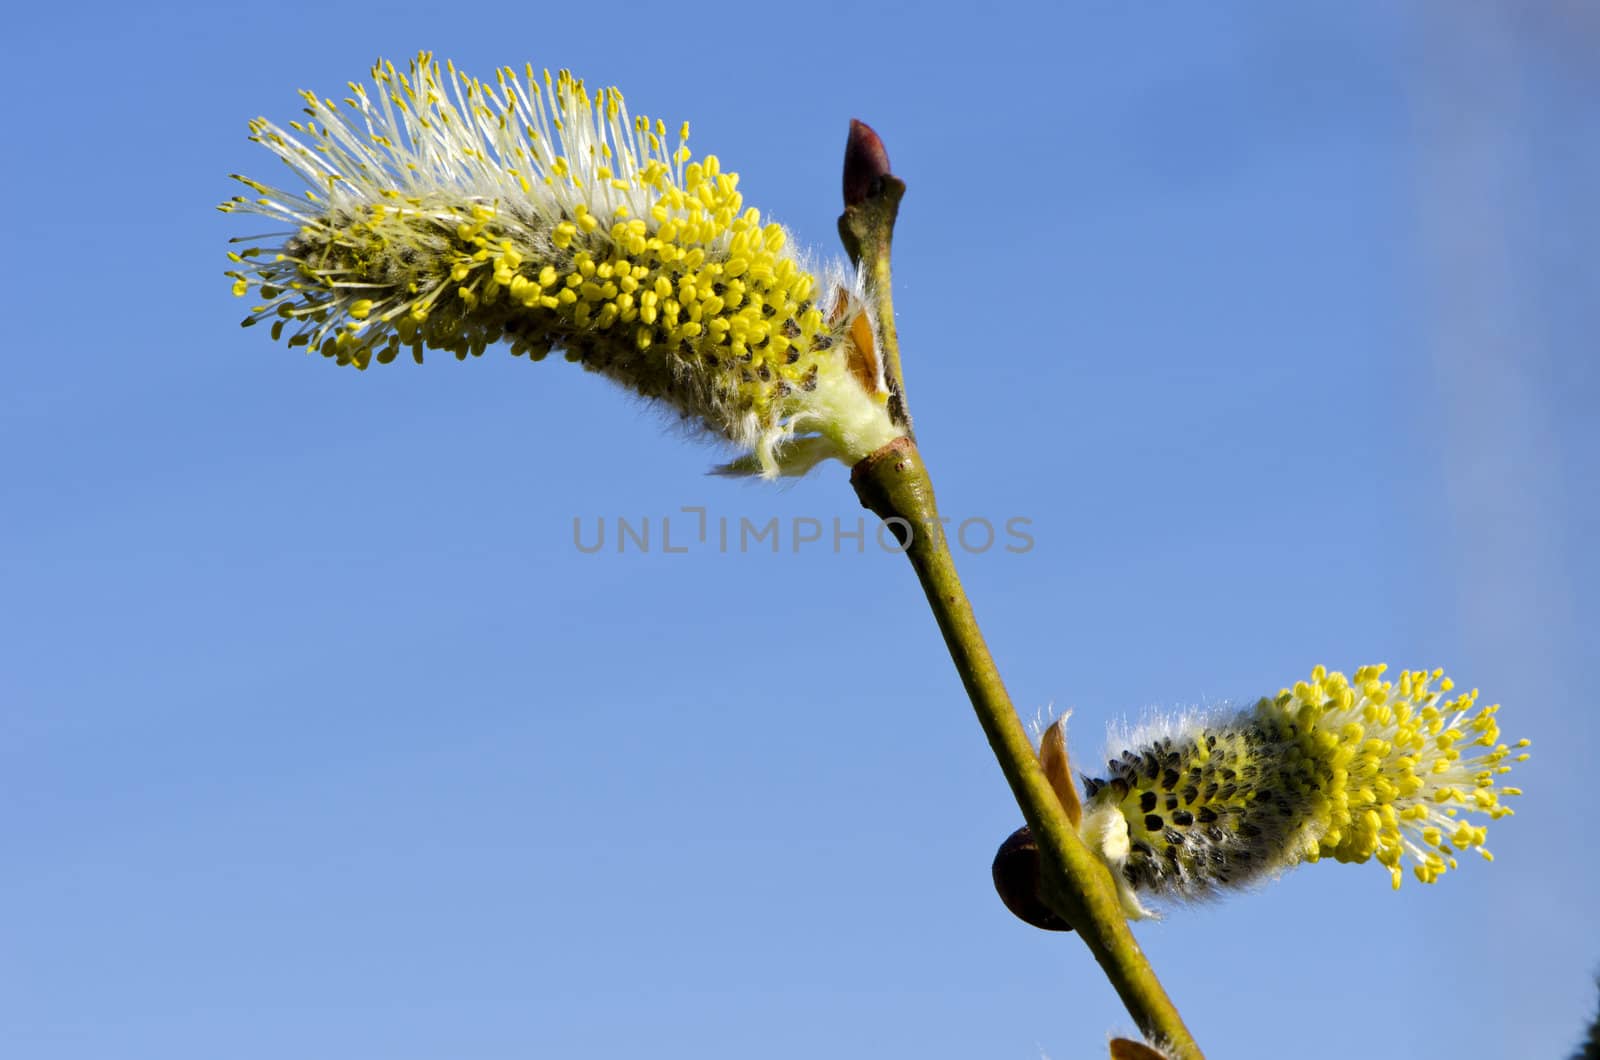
[838,167,912,432]
[851,439,1202,1059]
[838,121,1198,1056]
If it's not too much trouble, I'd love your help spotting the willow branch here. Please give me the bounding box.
[850,440,1200,1057]
[840,121,1201,1058]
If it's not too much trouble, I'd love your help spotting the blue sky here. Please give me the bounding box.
[3,2,1596,1057]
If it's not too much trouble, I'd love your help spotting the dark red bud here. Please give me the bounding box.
[842,119,893,207]
[991,826,1074,932]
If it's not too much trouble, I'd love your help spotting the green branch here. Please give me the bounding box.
[839,121,1200,1059]
[850,440,1200,1057]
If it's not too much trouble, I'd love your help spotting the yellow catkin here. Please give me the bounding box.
[221,54,901,475]
[1078,665,1526,912]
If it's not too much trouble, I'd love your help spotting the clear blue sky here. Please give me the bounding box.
[4,2,1596,1057]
